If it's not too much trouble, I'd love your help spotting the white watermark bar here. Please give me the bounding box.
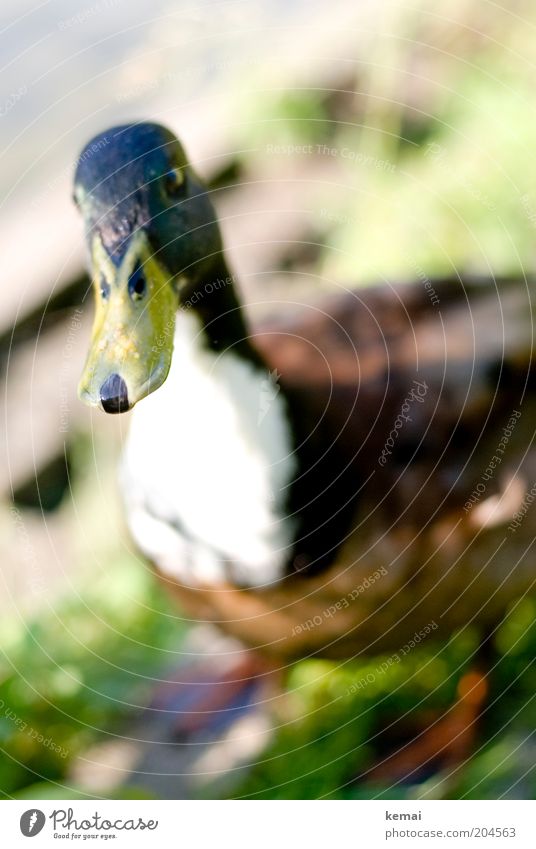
[1,800,534,847]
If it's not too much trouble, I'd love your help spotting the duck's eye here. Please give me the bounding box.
[163,168,184,198]
[128,263,146,301]
[99,276,110,299]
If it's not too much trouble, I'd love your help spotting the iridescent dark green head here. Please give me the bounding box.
[73,122,223,412]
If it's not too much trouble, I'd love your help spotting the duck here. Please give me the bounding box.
[73,121,536,777]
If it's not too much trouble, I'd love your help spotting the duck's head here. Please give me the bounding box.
[74,122,223,412]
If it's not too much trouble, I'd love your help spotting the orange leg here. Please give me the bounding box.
[368,668,488,783]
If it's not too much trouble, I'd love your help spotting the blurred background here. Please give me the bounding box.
[1,0,536,800]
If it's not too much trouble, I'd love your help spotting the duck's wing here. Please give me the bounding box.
[252,275,536,568]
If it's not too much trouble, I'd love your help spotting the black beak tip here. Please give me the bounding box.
[100,373,130,414]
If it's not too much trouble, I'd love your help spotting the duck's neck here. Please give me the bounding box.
[180,255,261,363]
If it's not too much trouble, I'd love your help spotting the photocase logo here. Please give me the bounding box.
[20,809,46,837]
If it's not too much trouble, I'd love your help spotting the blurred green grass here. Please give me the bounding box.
[2,578,536,799]
[234,603,536,799]
[0,555,183,799]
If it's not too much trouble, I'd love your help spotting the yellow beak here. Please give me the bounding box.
[78,230,177,412]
